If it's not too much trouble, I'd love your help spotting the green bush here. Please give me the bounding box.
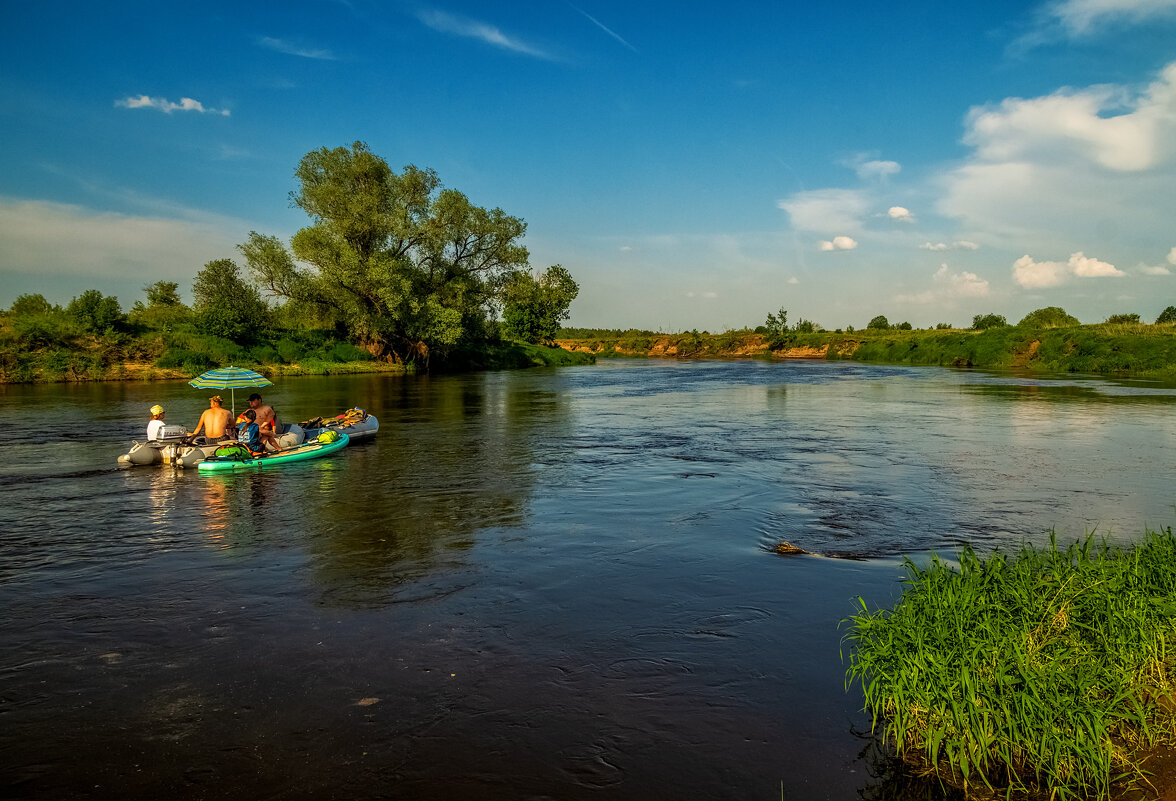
[1019,306,1079,328]
[1105,313,1141,325]
[971,313,1008,330]
[867,315,890,330]
[322,341,374,362]
[1156,306,1176,325]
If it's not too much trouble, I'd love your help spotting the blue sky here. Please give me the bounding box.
[2,0,1175,330]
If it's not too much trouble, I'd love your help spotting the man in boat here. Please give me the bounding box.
[246,392,282,450]
[192,395,235,441]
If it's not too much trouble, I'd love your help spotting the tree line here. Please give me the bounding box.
[2,142,579,374]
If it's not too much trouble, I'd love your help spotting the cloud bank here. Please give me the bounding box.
[1012,251,1123,288]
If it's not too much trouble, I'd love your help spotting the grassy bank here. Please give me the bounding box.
[0,318,591,384]
[557,322,1176,378]
[844,531,1176,799]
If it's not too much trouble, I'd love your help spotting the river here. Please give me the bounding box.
[2,359,1175,800]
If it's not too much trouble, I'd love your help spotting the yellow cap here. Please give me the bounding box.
[150,405,165,415]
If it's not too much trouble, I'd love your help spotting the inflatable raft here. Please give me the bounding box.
[300,408,379,441]
[197,432,349,472]
[118,424,307,468]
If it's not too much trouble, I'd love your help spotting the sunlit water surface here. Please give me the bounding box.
[3,359,1176,800]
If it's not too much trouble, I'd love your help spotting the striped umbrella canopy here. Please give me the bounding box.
[188,366,273,414]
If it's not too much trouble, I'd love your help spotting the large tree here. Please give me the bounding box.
[501,265,579,344]
[241,141,530,363]
[193,258,268,343]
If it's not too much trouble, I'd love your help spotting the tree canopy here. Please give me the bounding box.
[501,265,579,344]
[193,258,268,343]
[242,141,531,363]
[972,313,1008,330]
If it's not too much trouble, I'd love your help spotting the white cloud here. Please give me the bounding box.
[857,160,901,180]
[1169,246,1176,264]
[258,36,336,60]
[116,95,230,116]
[920,241,978,251]
[416,9,554,59]
[0,197,245,291]
[939,62,1176,256]
[1047,0,1176,36]
[818,236,858,251]
[779,188,869,233]
[1139,263,1172,275]
[619,245,632,252]
[685,290,718,299]
[963,78,1169,172]
[1012,251,1124,288]
[888,206,913,222]
[787,276,799,284]
[895,264,990,304]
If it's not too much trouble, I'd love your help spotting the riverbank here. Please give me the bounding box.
[0,341,592,384]
[557,322,1176,378]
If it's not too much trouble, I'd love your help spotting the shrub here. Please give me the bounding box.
[971,313,1008,330]
[935,322,953,330]
[1156,306,1176,325]
[1105,313,1141,325]
[1019,307,1079,328]
[867,315,890,330]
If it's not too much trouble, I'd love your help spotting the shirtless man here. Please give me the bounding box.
[247,393,281,450]
[193,395,235,441]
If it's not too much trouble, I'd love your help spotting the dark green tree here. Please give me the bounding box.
[145,281,182,307]
[1156,306,1176,325]
[971,313,1008,330]
[894,321,913,330]
[192,258,268,343]
[8,293,57,317]
[867,315,890,330]
[241,141,530,362]
[501,265,580,344]
[1018,307,1079,328]
[763,307,788,336]
[1105,313,1140,324]
[66,289,123,332]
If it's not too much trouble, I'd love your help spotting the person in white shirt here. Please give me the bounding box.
[146,405,166,440]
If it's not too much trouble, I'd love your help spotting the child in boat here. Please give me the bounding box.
[147,405,166,440]
[236,409,265,455]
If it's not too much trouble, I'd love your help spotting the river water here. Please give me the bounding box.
[2,359,1175,800]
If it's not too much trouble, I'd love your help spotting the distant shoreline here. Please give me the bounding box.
[557,323,1176,379]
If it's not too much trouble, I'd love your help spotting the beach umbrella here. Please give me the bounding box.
[188,366,273,414]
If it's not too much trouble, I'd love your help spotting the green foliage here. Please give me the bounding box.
[971,313,1008,330]
[1105,313,1141,325]
[845,530,1176,799]
[793,318,819,334]
[145,281,182,307]
[764,307,788,337]
[935,322,953,330]
[1019,306,1079,328]
[67,289,124,333]
[867,315,890,330]
[893,321,912,330]
[241,141,532,362]
[501,264,580,343]
[9,293,58,317]
[1156,306,1176,325]
[192,258,268,343]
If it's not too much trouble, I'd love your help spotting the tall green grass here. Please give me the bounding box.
[844,531,1176,799]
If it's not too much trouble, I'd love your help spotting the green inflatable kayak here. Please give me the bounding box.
[197,432,350,472]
